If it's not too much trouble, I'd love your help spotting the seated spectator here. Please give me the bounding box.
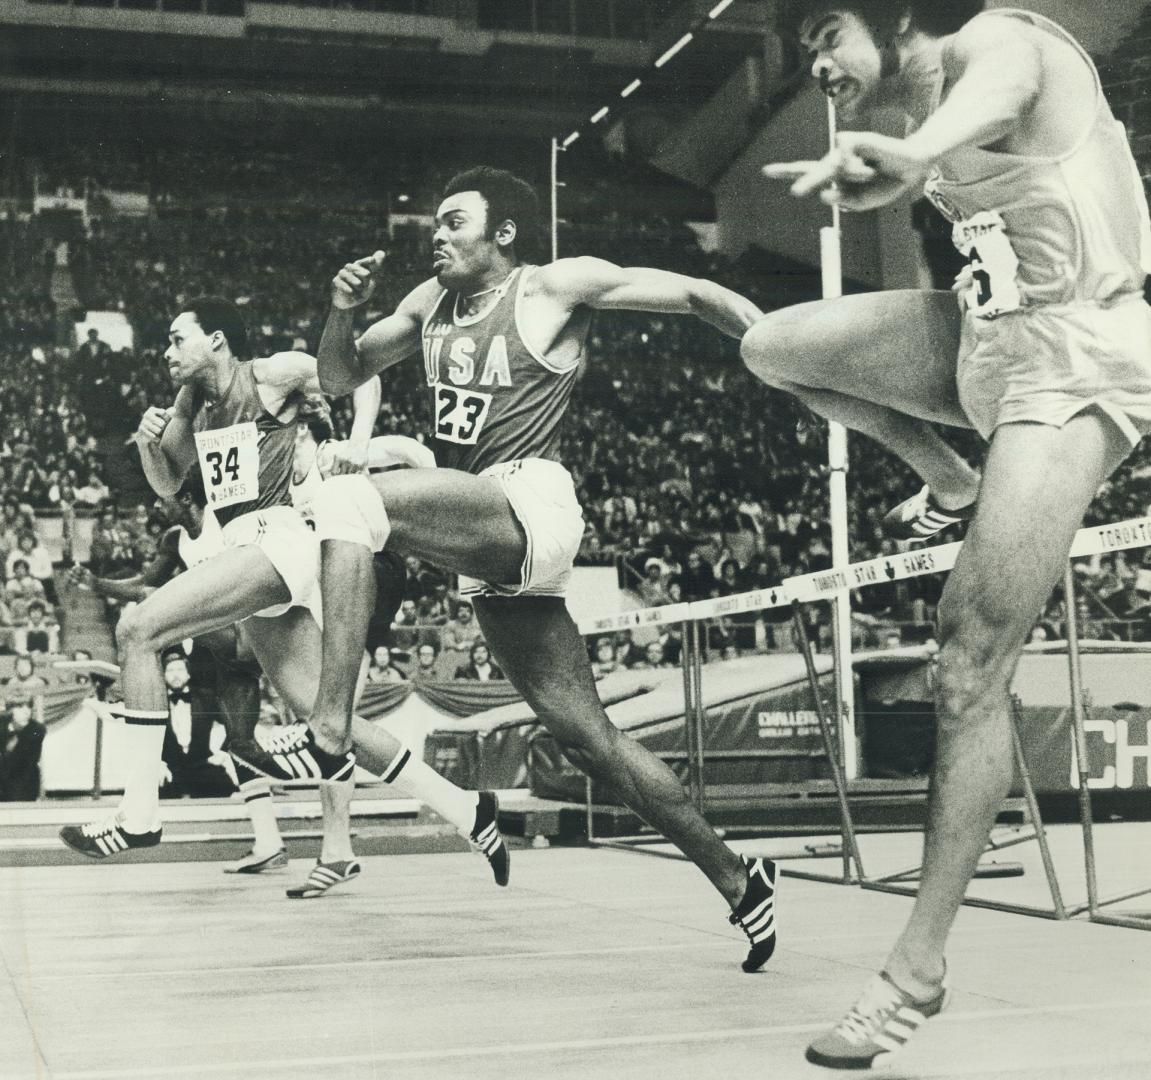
[390,598,420,650]
[88,505,136,576]
[0,697,46,801]
[441,601,482,656]
[409,641,441,684]
[637,558,672,608]
[74,471,112,508]
[5,559,46,626]
[4,654,47,708]
[18,601,58,657]
[455,640,504,682]
[634,640,672,670]
[679,547,716,602]
[366,645,407,684]
[6,531,56,605]
[590,635,620,679]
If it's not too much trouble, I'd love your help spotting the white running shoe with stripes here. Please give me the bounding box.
[881,485,975,543]
[223,848,288,874]
[286,859,361,899]
[806,971,950,1069]
[236,724,356,783]
[59,815,162,859]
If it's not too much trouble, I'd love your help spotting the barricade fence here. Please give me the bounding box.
[571,513,1151,928]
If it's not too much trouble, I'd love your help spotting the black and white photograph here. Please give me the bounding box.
[2,1,1151,1077]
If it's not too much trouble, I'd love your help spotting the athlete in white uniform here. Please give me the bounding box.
[248,167,785,970]
[66,473,295,873]
[749,2,1151,1067]
[62,297,509,891]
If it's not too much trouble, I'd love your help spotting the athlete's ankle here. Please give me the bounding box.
[310,718,353,756]
[884,946,947,1002]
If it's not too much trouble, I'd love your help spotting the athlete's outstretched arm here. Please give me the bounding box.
[72,532,182,604]
[766,20,1041,211]
[318,254,439,394]
[538,257,762,339]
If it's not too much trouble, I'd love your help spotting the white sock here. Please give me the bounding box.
[377,735,479,836]
[239,778,282,854]
[118,710,167,832]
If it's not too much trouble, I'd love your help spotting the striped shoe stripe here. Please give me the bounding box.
[884,1020,917,1040]
[874,1033,903,1052]
[383,748,411,784]
[745,912,775,940]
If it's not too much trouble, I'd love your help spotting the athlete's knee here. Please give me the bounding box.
[313,474,391,552]
[115,603,165,654]
[934,602,1023,721]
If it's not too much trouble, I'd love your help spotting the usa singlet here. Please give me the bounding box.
[420,266,590,474]
[191,360,296,526]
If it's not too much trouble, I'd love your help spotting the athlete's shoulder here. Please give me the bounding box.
[532,256,624,303]
[396,277,446,320]
[251,350,317,390]
[942,9,1039,73]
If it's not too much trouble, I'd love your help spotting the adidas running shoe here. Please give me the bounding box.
[729,854,778,972]
[468,790,510,887]
[881,485,975,543]
[234,725,355,783]
[223,848,288,874]
[806,971,950,1069]
[286,859,361,899]
[60,815,162,859]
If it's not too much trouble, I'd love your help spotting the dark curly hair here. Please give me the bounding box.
[440,166,541,259]
[777,1,986,42]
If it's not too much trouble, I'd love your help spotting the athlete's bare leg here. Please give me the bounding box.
[242,607,357,864]
[311,468,748,906]
[476,595,745,903]
[741,290,981,509]
[884,411,1130,998]
[111,546,292,831]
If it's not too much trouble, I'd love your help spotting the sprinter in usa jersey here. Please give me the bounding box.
[307,166,785,971]
[752,2,1151,1068]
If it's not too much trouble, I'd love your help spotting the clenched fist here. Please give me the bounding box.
[136,406,173,446]
[332,251,386,311]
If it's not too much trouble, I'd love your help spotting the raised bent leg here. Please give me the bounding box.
[112,546,292,832]
[741,289,980,508]
[474,595,746,906]
[885,412,1131,996]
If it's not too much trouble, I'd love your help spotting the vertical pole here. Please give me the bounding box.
[550,137,560,264]
[1063,566,1101,914]
[91,711,104,800]
[822,97,857,778]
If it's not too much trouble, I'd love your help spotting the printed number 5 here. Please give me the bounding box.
[968,246,993,308]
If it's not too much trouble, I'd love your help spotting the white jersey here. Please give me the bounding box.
[923,9,1151,318]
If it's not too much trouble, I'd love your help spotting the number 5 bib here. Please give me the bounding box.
[194,422,260,510]
[953,211,1023,320]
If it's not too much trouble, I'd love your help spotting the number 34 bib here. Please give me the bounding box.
[953,211,1023,320]
[194,422,259,510]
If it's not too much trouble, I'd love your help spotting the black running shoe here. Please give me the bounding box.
[468,790,510,887]
[729,855,778,972]
[233,725,356,783]
[60,815,162,859]
[881,485,976,543]
[286,859,361,899]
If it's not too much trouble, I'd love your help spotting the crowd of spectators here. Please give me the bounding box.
[3,140,1151,698]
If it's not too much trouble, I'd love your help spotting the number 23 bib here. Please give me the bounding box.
[194,422,259,510]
